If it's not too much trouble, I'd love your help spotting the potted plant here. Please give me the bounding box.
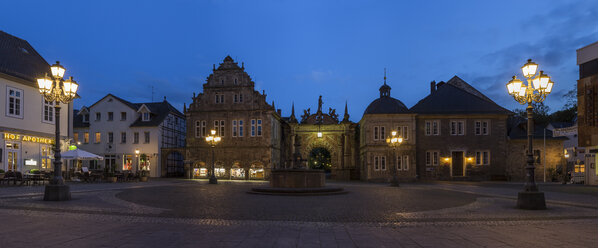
[105,165,117,183]
[139,170,149,182]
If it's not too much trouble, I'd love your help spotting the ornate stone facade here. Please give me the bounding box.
[185,56,284,180]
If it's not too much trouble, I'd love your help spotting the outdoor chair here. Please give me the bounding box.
[15,172,31,186]
[3,171,16,185]
[82,172,91,183]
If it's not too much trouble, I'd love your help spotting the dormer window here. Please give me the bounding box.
[143,112,150,121]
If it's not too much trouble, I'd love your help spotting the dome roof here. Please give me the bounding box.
[364,96,410,114]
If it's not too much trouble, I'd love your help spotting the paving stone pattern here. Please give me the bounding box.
[1,179,598,247]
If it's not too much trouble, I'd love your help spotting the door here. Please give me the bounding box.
[6,142,20,171]
[451,151,464,177]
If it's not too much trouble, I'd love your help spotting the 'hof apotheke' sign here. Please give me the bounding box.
[3,133,54,144]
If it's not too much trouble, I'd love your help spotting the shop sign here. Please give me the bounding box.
[3,133,54,144]
[25,159,38,166]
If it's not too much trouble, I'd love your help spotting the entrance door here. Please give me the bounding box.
[451,151,464,177]
[6,142,20,171]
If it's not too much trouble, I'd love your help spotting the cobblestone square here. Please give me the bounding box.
[1,179,598,247]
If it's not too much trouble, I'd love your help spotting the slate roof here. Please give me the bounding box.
[129,101,185,127]
[508,117,567,140]
[0,30,50,83]
[410,76,512,115]
[73,109,89,128]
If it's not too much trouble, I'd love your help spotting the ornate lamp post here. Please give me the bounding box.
[37,61,79,201]
[506,59,553,210]
[205,129,221,184]
[386,130,403,187]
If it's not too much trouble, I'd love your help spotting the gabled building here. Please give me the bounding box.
[0,30,72,173]
[73,94,185,177]
[359,77,416,182]
[185,56,283,180]
[410,76,512,180]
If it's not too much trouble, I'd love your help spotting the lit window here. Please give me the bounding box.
[95,132,101,143]
[73,133,79,143]
[84,132,89,143]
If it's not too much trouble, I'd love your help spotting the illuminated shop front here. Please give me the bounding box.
[249,163,264,179]
[231,163,245,179]
[214,162,226,177]
[1,132,57,172]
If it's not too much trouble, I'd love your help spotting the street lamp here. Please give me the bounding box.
[37,61,79,201]
[506,59,553,210]
[386,130,403,187]
[205,129,221,184]
[135,149,140,174]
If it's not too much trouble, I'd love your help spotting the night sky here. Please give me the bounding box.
[1,0,597,121]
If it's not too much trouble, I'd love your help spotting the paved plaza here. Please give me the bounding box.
[1,179,598,247]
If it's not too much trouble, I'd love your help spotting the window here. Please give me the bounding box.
[215,94,225,103]
[397,126,409,140]
[475,120,490,135]
[108,112,114,121]
[403,155,409,171]
[232,120,237,137]
[134,132,139,144]
[41,145,52,170]
[142,112,150,121]
[239,120,244,137]
[121,132,126,143]
[373,126,385,141]
[425,120,440,136]
[214,120,220,135]
[195,121,201,138]
[257,119,262,136]
[426,151,439,166]
[239,94,243,102]
[95,132,101,143]
[83,114,89,123]
[251,119,256,137]
[234,94,238,103]
[43,100,54,123]
[108,132,113,143]
[6,87,23,118]
[396,154,402,170]
[220,120,225,137]
[202,121,206,137]
[96,112,101,121]
[374,127,379,140]
[84,132,89,144]
[450,120,465,135]
[234,78,238,85]
[380,126,385,141]
[374,156,380,171]
[144,132,150,143]
[73,133,79,143]
[475,151,490,165]
[381,156,386,171]
[121,112,127,121]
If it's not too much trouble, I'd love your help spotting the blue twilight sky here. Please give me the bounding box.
[1,0,597,121]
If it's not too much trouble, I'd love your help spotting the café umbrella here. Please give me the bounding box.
[61,149,103,160]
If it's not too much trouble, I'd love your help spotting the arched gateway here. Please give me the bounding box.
[285,96,359,180]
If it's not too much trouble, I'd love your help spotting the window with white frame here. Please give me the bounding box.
[134,132,139,143]
[425,120,440,136]
[232,120,237,137]
[257,119,262,136]
[426,151,439,166]
[121,132,126,143]
[96,112,101,121]
[239,120,244,137]
[42,100,54,123]
[215,94,224,103]
[475,151,490,165]
[475,120,490,135]
[380,126,385,141]
[374,126,379,140]
[195,121,201,138]
[251,119,256,137]
[397,125,409,140]
[84,132,89,143]
[108,112,114,121]
[220,120,225,137]
[108,132,113,143]
[381,156,386,171]
[142,112,150,121]
[450,120,465,135]
[144,131,150,143]
[201,121,206,137]
[239,94,243,102]
[403,155,409,170]
[95,132,101,143]
[396,154,402,171]
[374,156,380,171]
[373,126,385,141]
[6,87,23,118]
[83,114,89,123]
[214,120,220,136]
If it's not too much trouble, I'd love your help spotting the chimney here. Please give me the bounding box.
[430,81,436,94]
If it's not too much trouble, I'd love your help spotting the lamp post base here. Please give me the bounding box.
[43,184,71,201]
[209,176,218,184]
[516,191,546,210]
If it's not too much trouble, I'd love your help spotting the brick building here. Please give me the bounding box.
[577,41,598,184]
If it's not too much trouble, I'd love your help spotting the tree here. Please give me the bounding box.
[512,102,550,126]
